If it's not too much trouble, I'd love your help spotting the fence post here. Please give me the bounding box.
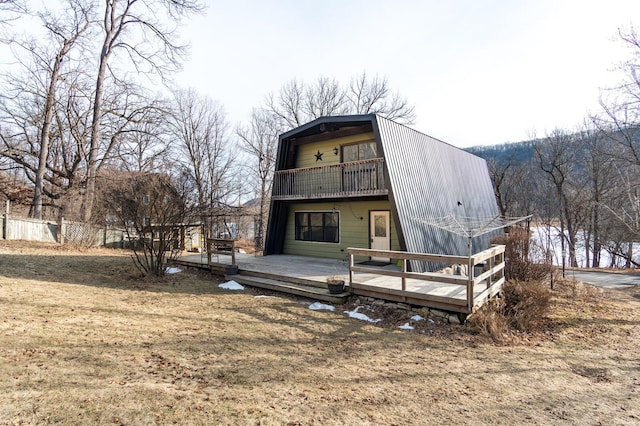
[3,200,10,240]
[59,217,65,245]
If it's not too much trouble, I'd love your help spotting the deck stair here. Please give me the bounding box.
[226,270,350,304]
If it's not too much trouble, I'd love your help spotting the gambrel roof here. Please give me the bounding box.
[266,114,501,272]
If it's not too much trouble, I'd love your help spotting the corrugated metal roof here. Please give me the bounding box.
[374,115,501,271]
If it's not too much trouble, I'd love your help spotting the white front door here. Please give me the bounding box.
[370,211,390,262]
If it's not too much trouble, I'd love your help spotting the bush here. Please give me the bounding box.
[502,280,551,331]
[469,279,551,340]
[493,227,552,282]
[467,299,509,342]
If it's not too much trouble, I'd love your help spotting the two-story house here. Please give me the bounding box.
[264,114,500,272]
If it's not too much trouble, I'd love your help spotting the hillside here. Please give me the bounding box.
[466,140,536,164]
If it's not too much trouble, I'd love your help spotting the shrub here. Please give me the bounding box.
[502,280,551,331]
[467,299,509,343]
[493,227,552,282]
[469,279,551,340]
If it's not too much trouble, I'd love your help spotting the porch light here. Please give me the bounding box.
[333,147,339,155]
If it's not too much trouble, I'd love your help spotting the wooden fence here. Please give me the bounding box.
[2,214,125,247]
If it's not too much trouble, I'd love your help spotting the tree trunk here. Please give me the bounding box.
[33,67,57,219]
[82,45,110,222]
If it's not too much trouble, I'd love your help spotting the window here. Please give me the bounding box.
[142,194,150,205]
[295,212,339,243]
[342,141,377,162]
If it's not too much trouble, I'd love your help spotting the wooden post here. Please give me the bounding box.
[487,255,494,290]
[467,238,474,312]
[2,200,8,240]
[349,252,354,285]
[230,239,236,266]
[401,258,407,292]
[58,217,65,245]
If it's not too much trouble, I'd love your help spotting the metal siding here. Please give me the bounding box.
[375,116,501,272]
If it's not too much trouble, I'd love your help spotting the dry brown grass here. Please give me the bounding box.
[1,240,640,425]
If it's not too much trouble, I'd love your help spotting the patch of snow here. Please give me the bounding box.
[165,267,182,274]
[343,306,381,323]
[428,319,435,324]
[218,280,245,290]
[410,315,424,322]
[254,295,277,299]
[309,302,335,311]
[399,322,414,330]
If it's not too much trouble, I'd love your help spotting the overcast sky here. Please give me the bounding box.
[174,0,640,147]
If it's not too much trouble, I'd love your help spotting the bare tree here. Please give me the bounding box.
[534,129,581,273]
[236,108,279,251]
[31,1,91,219]
[82,0,204,222]
[597,26,640,165]
[168,88,235,240]
[0,0,26,29]
[114,116,170,173]
[99,171,187,275]
[595,25,640,262]
[264,72,415,131]
[0,1,92,218]
[347,72,415,122]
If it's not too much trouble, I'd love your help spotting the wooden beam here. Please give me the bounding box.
[472,245,506,264]
[350,282,468,306]
[349,247,468,264]
[350,266,468,286]
[473,263,505,283]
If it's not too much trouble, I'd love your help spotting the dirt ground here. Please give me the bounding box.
[0,240,638,425]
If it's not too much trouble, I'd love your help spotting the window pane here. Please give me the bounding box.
[310,227,323,241]
[324,212,338,227]
[295,212,308,227]
[342,145,358,162]
[325,226,338,243]
[359,142,377,160]
[374,215,387,237]
[296,226,307,240]
[309,213,323,227]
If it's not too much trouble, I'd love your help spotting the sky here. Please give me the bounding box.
[174,0,640,147]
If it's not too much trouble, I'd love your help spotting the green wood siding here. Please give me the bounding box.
[295,132,375,169]
[283,200,400,259]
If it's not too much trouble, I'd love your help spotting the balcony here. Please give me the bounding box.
[272,158,387,200]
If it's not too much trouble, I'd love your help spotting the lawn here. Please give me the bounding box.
[0,241,639,425]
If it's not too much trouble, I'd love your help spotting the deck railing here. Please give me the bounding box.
[272,157,387,200]
[348,244,506,313]
[207,238,236,266]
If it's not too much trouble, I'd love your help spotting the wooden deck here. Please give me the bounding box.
[175,245,505,314]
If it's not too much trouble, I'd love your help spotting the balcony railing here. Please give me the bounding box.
[272,157,387,200]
